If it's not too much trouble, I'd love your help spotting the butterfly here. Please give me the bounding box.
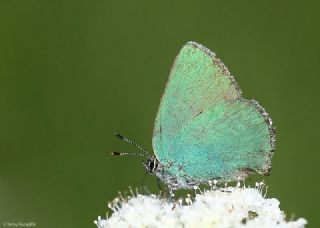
[113,41,276,190]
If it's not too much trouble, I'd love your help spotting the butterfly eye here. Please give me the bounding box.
[149,161,155,172]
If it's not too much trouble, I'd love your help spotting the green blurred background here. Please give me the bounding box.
[0,0,319,227]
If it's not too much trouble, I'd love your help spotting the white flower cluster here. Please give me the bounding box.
[95,183,307,228]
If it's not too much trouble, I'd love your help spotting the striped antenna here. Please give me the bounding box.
[111,152,150,158]
[114,133,152,158]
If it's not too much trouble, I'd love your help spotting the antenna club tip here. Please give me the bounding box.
[114,132,124,140]
[111,152,121,156]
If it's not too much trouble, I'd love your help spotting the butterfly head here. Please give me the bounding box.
[112,132,160,173]
[143,157,159,174]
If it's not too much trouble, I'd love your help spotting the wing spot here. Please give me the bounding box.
[195,110,203,117]
[191,109,203,120]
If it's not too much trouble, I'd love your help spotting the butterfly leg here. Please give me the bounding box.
[156,177,163,191]
[140,171,148,186]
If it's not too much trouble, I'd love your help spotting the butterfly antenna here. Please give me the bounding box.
[114,133,152,158]
[111,152,150,158]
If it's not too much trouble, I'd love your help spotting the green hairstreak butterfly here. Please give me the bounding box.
[113,41,275,190]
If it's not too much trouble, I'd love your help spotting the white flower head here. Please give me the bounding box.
[95,183,307,228]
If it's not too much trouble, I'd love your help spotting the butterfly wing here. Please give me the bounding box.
[173,99,275,181]
[153,42,242,162]
[152,41,275,182]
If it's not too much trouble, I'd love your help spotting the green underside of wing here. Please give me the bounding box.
[174,100,271,181]
[152,42,274,182]
[153,43,240,156]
